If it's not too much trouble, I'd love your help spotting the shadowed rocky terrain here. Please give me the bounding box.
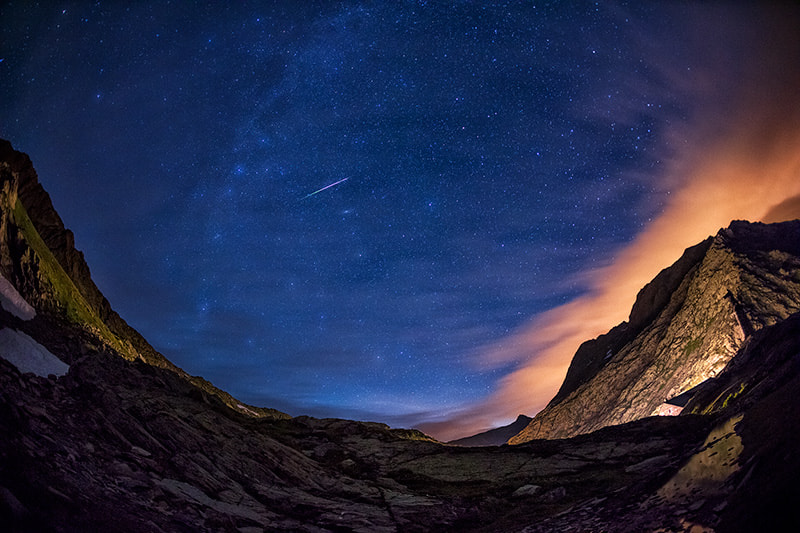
[2,140,799,531]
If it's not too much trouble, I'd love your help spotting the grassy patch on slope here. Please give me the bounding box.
[13,199,135,358]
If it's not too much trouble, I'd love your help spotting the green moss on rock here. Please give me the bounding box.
[12,198,135,358]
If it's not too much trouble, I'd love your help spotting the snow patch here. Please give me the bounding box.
[0,274,36,320]
[237,403,259,417]
[0,328,68,377]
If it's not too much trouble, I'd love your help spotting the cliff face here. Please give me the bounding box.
[511,219,800,443]
[0,140,286,418]
[550,238,714,407]
[0,139,159,365]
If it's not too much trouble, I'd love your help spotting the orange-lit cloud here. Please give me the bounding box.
[763,195,800,224]
[421,6,800,442]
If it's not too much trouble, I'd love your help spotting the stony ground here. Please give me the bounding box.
[0,315,757,532]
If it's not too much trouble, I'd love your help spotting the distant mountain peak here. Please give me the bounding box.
[448,414,533,446]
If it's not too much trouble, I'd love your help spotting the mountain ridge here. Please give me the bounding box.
[550,236,714,408]
[2,139,800,531]
[0,139,288,420]
[447,414,532,446]
[510,218,800,443]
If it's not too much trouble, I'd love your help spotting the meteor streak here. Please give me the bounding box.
[301,177,349,200]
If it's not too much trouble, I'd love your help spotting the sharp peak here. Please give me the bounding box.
[714,218,800,254]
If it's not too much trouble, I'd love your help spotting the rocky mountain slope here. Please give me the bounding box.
[0,139,286,420]
[1,139,800,532]
[510,220,800,443]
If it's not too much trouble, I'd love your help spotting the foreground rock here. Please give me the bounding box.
[3,329,799,532]
[0,346,723,532]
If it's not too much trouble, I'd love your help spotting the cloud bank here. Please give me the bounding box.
[423,5,800,442]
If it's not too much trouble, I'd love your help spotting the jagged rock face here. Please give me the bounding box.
[0,140,286,419]
[550,238,714,407]
[512,220,800,443]
[0,140,161,366]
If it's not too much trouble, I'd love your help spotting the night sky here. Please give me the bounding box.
[2,2,799,440]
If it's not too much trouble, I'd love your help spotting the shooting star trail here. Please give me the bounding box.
[301,177,349,200]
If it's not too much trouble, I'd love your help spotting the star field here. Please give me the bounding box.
[2,2,794,436]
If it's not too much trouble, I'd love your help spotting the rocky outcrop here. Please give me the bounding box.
[511,220,800,443]
[551,238,714,407]
[0,139,168,367]
[0,139,287,419]
[7,312,800,532]
[7,335,798,532]
[0,346,720,532]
